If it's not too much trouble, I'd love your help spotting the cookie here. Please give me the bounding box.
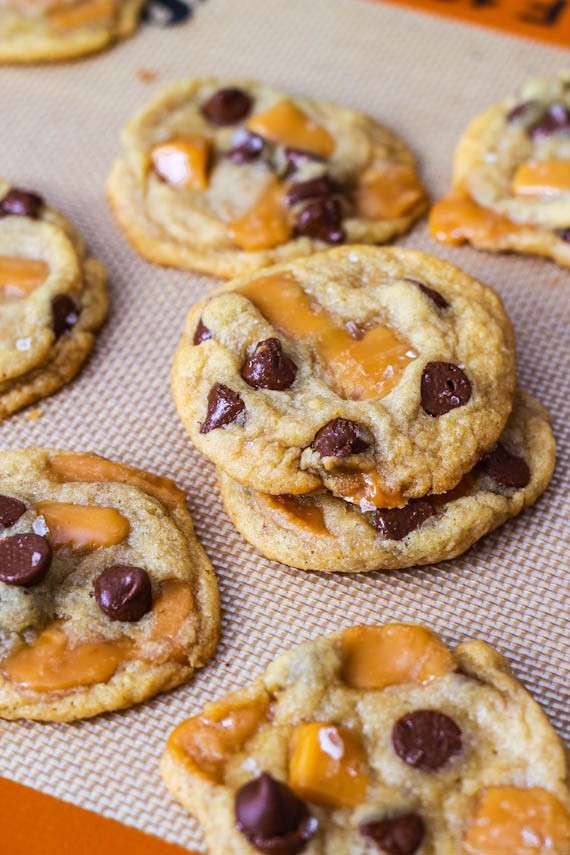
[217,391,555,572]
[430,71,570,268]
[0,180,108,420]
[0,448,220,721]
[172,246,516,498]
[161,622,570,854]
[107,77,427,278]
[0,0,145,63]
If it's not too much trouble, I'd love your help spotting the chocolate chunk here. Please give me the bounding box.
[201,88,253,126]
[235,773,317,854]
[94,565,153,622]
[0,188,44,219]
[392,710,462,771]
[52,295,79,338]
[143,0,192,26]
[421,362,471,417]
[406,279,449,310]
[193,318,212,345]
[241,338,297,391]
[371,499,435,541]
[556,228,570,243]
[285,175,338,207]
[479,442,530,489]
[228,131,266,164]
[529,103,570,139]
[312,418,369,457]
[294,197,345,244]
[359,813,425,855]
[0,496,27,529]
[200,383,246,433]
[506,100,539,123]
[0,533,52,587]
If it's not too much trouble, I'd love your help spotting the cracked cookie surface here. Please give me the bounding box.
[0,447,220,721]
[161,622,570,854]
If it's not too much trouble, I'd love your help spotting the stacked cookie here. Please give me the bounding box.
[172,245,555,572]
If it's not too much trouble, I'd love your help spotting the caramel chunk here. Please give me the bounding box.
[333,471,405,512]
[149,579,194,654]
[228,177,292,251]
[48,0,115,29]
[35,502,130,550]
[356,164,425,220]
[289,722,369,808]
[1,624,130,692]
[429,192,522,245]
[235,773,318,854]
[341,624,455,690]
[463,787,570,854]
[265,495,328,535]
[151,137,210,190]
[512,159,570,196]
[0,256,48,299]
[247,100,334,158]
[168,695,269,783]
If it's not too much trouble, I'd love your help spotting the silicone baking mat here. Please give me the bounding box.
[0,0,569,850]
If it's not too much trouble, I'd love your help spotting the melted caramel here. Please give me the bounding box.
[151,137,210,191]
[266,495,328,534]
[512,159,570,196]
[35,501,130,550]
[429,192,523,245]
[148,579,194,661]
[247,100,334,158]
[168,695,269,783]
[1,624,131,692]
[239,274,416,400]
[331,470,405,511]
[356,163,425,220]
[0,256,48,299]
[48,0,114,29]
[463,787,570,854]
[228,177,291,251]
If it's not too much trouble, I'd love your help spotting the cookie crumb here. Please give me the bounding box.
[137,68,159,83]
[25,408,43,422]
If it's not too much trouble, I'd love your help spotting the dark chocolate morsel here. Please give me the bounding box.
[359,813,426,855]
[294,197,345,244]
[312,418,369,457]
[193,318,212,345]
[200,383,246,433]
[392,709,462,771]
[479,442,530,489]
[94,565,153,622]
[235,773,317,854]
[529,103,570,138]
[371,499,435,541]
[506,100,539,123]
[405,279,449,310]
[285,175,338,207]
[0,495,27,529]
[228,131,266,164]
[0,188,44,219]
[241,338,297,390]
[421,362,471,417]
[556,228,570,243]
[0,533,52,587]
[202,88,253,126]
[52,295,79,338]
[142,0,192,26]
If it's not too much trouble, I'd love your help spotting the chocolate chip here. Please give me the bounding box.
[143,0,192,26]
[285,175,338,207]
[0,188,44,219]
[557,228,570,243]
[421,362,471,417]
[359,813,425,855]
[52,295,79,338]
[479,442,530,489]
[406,279,449,310]
[506,100,539,123]
[202,88,253,126]
[392,710,462,771]
[529,103,570,138]
[193,318,212,345]
[0,533,52,587]
[241,338,297,391]
[228,131,266,164]
[312,418,369,457]
[294,197,345,244]
[0,496,26,529]
[94,565,152,622]
[200,383,246,433]
[235,773,317,854]
[371,499,435,541]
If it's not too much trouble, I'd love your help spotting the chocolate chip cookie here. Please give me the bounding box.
[161,622,570,854]
[108,77,427,278]
[217,391,554,572]
[0,181,108,420]
[430,71,570,268]
[0,448,220,721]
[0,0,145,63]
[172,247,516,498]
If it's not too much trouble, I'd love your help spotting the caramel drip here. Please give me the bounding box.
[331,470,406,511]
[429,192,523,245]
[228,177,292,251]
[356,163,425,220]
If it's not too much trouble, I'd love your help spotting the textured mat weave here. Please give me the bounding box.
[0,0,568,849]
